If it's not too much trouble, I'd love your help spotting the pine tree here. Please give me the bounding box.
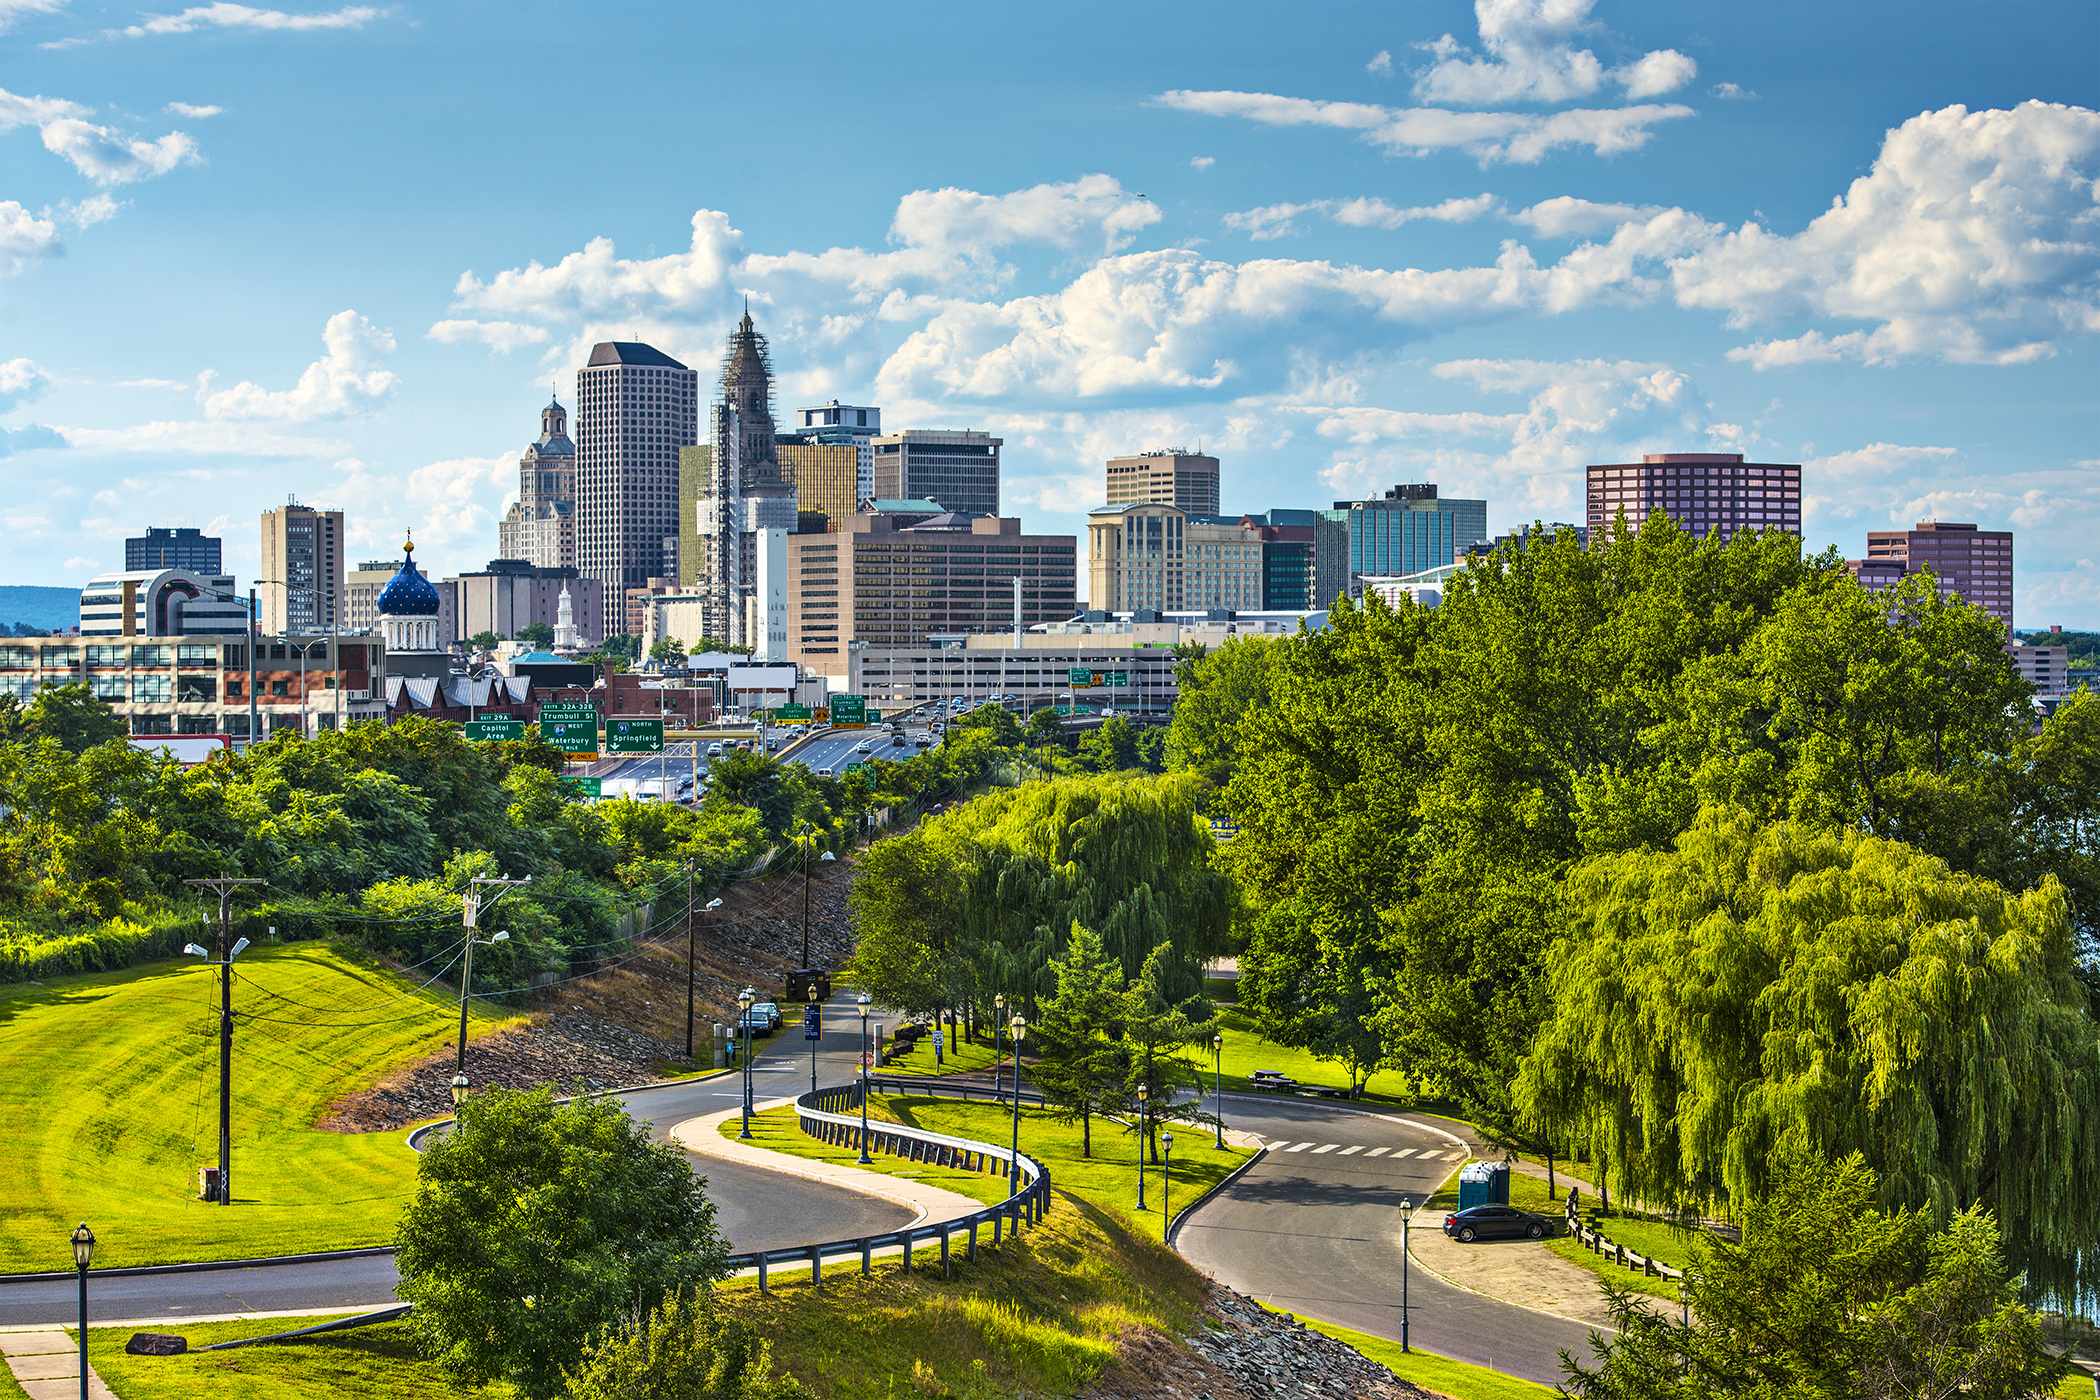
[1121,941,1215,1163]
[1030,923,1128,1157]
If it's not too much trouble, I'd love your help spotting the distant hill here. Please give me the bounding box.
[0,585,80,633]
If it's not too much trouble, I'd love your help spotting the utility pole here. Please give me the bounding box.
[457,875,531,1081]
[246,588,259,748]
[183,877,263,1206]
[684,865,722,1061]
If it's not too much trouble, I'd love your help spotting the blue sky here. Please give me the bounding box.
[1,0,2095,622]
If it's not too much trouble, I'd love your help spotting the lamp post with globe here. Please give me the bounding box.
[70,1223,94,1400]
[1007,1014,1027,1193]
[857,994,874,1164]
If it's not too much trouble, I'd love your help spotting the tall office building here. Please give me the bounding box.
[1584,453,1802,543]
[1329,484,1487,591]
[872,429,1001,517]
[1087,505,1265,613]
[497,395,577,570]
[1105,449,1221,517]
[775,438,859,530]
[1848,521,2014,633]
[1248,509,1350,610]
[345,558,401,634]
[126,527,222,574]
[791,400,881,503]
[576,341,699,607]
[258,499,345,635]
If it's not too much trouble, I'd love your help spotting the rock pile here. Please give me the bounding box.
[1080,1283,1430,1400]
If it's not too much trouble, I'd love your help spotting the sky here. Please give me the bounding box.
[0,0,2096,623]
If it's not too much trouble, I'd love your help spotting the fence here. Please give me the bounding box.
[1564,1195,1684,1283]
[716,1083,1052,1293]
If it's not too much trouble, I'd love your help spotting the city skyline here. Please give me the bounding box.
[0,3,2095,620]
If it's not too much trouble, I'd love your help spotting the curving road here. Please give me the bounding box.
[0,985,906,1328]
[1177,1095,1600,1386]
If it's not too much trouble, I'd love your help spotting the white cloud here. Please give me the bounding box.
[1153,88,1694,165]
[41,118,200,184]
[56,420,348,455]
[1509,195,1669,236]
[119,3,378,37]
[0,84,86,131]
[0,201,62,276]
[165,101,223,117]
[0,357,51,412]
[1709,82,1756,101]
[1225,193,1501,240]
[1805,442,1960,480]
[1367,49,1393,77]
[888,174,1159,255]
[1189,155,1215,170]
[55,193,123,227]
[201,309,398,420]
[1680,101,2100,367]
[404,453,511,552]
[428,318,551,353]
[0,0,66,33]
[1411,0,1695,105]
[62,556,99,572]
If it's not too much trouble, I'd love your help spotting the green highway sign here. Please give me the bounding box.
[831,694,867,727]
[843,761,864,773]
[464,717,523,742]
[1110,672,1128,687]
[542,719,600,754]
[1067,667,1090,685]
[606,718,665,754]
[777,703,812,724]
[562,776,603,798]
[867,709,881,723]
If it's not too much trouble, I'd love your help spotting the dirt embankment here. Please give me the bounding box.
[320,854,857,1132]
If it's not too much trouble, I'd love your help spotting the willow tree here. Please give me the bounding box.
[1520,805,2100,1302]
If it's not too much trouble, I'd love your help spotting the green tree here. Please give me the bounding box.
[1520,805,2100,1297]
[1030,923,1128,1156]
[1166,634,1278,786]
[704,751,796,836]
[514,622,555,648]
[563,1288,806,1400]
[1132,724,1168,774]
[1561,1154,2069,1400]
[2,683,128,754]
[845,834,964,1025]
[1074,715,1140,773]
[650,637,689,666]
[1120,940,1214,1161]
[1025,706,1066,749]
[469,629,502,650]
[955,702,1022,747]
[394,1086,730,1398]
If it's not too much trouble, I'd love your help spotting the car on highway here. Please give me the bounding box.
[891,733,907,746]
[707,742,723,757]
[1442,1204,1554,1243]
[854,740,873,753]
[814,765,834,777]
[913,736,931,749]
[766,739,779,752]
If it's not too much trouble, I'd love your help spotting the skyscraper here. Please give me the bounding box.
[791,400,881,502]
[1848,521,2014,633]
[872,429,1001,516]
[1105,449,1220,517]
[258,499,345,634]
[498,395,577,569]
[576,342,699,606]
[1584,453,1802,543]
[126,526,222,574]
[682,308,792,647]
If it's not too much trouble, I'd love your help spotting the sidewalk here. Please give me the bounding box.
[0,1329,115,1400]
[669,1098,989,1231]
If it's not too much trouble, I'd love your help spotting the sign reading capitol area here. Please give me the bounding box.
[606,719,664,754]
[464,717,524,742]
[830,694,867,729]
[776,703,812,725]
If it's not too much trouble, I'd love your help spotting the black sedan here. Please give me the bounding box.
[1441,1204,1554,1243]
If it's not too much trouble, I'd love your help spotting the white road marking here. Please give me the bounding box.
[1311,1144,1340,1154]
[1337,1145,1364,1155]
[1444,1151,1467,1161]
[1284,1142,1314,1152]
[1391,1148,1417,1158]
[1362,1147,1388,1157]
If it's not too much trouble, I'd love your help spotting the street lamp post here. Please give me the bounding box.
[455,930,508,1082]
[450,1073,469,1109]
[1136,1082,1149,1210]
[737,987,755,1139]
[1162,1130,1174,1223]
[857,994,873,1164]
[1398,1194,1417,1353]
[1007,1014,1027,1193]
[993,992,1007,1099]
[1212,1031,1225,1149]
[70,1222,93,1400]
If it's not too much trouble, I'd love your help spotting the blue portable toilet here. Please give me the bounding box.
[1457,1161,1511,1210]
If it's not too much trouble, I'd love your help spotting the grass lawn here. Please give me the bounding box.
[85,1314,518,1400]
[877,1029,1003,1078]
[1209,1003,1418,1105]
[1293,1315,1558,1400]
[0,943,524,1272]
[718,1104,1012,1210]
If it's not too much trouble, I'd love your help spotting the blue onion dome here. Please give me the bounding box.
[376,535,440,616]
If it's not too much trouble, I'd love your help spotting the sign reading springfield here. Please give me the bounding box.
[831,694,867,728]
[606,719,665,754]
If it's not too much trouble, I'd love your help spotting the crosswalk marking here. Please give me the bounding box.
[1362,1147,1388,1157]
[1444,1150,1467,1161]
[1391,1148,1417,1158]
[1311,1143,1339,1154]
[1337,1145,1363,1155]
[1285,1142,1314,1152]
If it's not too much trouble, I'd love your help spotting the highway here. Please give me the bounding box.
[592,701,947,796]
[0,985,906,1328]
[1176,1096,1601,1386]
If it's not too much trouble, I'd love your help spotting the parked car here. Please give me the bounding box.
[1248,1070,1298,1091]
[1441,1205,1553,1243]
[750,1001,783,1030]
[737,1008,772,1035]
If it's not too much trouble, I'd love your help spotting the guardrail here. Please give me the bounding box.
[860,1073,1047,1107]
[1564,1198,1683,1282]
[715,1083,1051,1294]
